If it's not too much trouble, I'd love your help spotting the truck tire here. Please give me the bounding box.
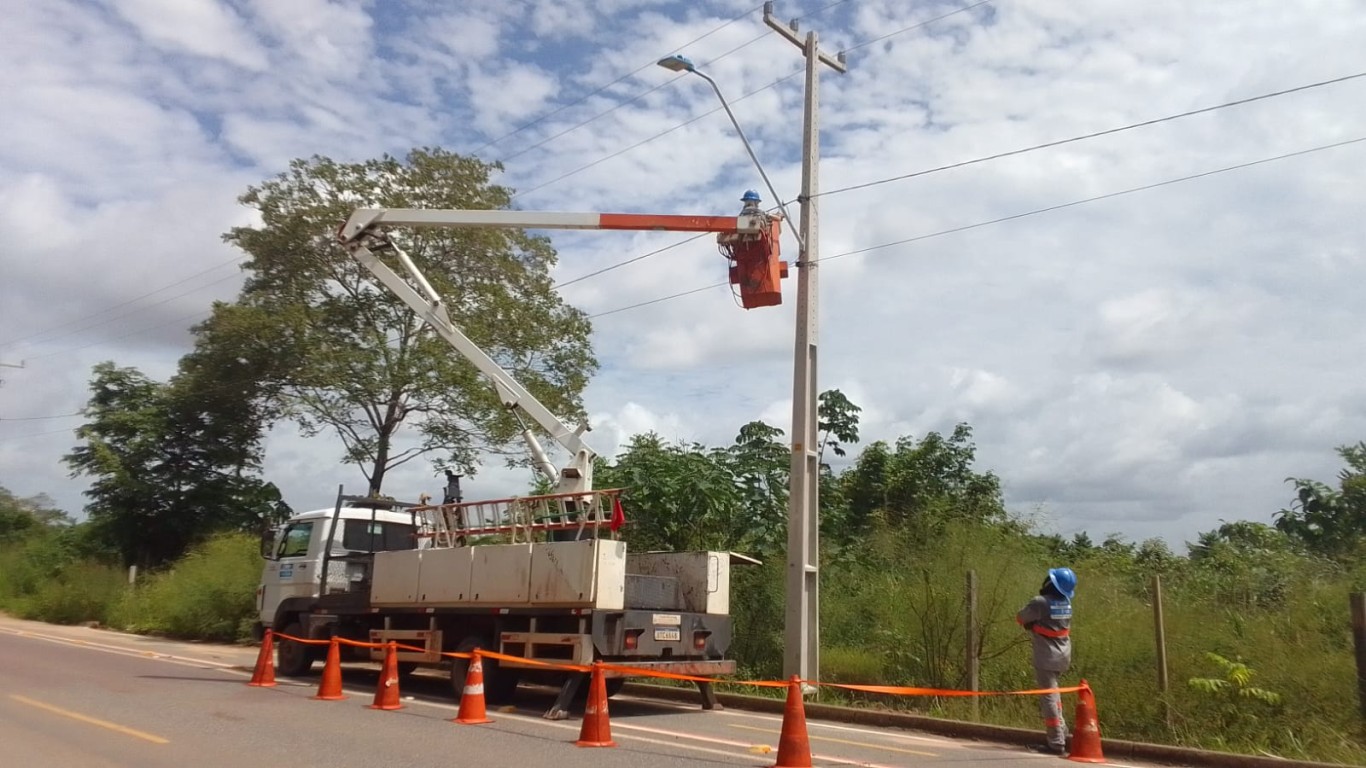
[449,635,520,705]
[276,621,315,676]
[605,678,626,699]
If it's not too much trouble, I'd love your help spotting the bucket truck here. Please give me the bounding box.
[254,199,785,718]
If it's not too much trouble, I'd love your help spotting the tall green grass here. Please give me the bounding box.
[0,532,262,644]
[111,534,262,643]
[807,520,1366,764]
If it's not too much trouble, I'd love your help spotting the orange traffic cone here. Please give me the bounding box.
[575,662,617,747]
[248,630,276,687]
[369,641,403,711]
[772,676,813,768]
[454,651,494,724]
[1068,680,1105,764]
[313,636,347,701]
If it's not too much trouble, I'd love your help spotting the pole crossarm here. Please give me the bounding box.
[763,2,848,73]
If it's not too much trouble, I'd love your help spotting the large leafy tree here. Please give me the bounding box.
[64,363,288,568]
[205,148,595,494]
[599,421,790,556]
[1275,442,1366,560]
[838,423,1005,539]
[0,486,70,543]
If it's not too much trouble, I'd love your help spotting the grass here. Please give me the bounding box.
[2,521,1363,763]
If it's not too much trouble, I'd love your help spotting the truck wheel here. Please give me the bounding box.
[276,621,315,676]
[450,636,520,705]
[397,661,419,680]
[605,678,626,699]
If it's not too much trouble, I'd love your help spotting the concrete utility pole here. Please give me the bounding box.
[763,1,847,685]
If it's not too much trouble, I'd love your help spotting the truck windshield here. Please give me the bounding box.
[341,520,417,552]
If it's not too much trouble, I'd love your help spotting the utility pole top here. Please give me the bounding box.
[763,1,849,73]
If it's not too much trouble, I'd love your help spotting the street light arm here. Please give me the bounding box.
[689,69,805,252]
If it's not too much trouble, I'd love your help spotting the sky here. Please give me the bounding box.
[2,0,1364,552]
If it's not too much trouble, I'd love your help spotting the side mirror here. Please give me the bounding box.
[259,528,278,560]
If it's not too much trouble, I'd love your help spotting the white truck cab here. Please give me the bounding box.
[257,505,424,633]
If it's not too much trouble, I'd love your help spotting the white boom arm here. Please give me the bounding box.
[337,207,766,497]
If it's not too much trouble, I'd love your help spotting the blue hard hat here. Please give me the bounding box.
[741,190,762,202]
[1048,567,1077,600]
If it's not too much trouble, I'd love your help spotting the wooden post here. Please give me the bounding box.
[966,569,979,721]
[1153,574,1171,726]
[128,565,138,586]
[1352,592,1366,720]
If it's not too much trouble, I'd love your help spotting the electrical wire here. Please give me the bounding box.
[474,4,767,158]
[0,412,81,422]
[0,426,77,443]
[843,0,994,53]
[23,307,214,362]
[0,256,243,349]
[584,135,1366,318]
[497,0,854,166]
[815,70,1366,200]
[550,68,1366,287]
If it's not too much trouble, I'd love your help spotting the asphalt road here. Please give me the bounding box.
[0,616,1148,768]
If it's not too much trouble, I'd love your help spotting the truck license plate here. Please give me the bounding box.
[653,627,681,642]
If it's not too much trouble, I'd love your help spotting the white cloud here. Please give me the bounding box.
[2,0,1365,553]
[109,0,269,71]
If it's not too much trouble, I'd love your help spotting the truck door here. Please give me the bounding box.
[260,520,320,625]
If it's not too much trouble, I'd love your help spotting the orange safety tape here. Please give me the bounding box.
[271,632,329,646]
[815,681,1085,697]
[475,648,593,673]
[270,632,1086,699]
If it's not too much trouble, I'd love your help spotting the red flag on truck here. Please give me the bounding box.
[610,497,626,532]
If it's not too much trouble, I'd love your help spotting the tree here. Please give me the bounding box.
[839,423,1005,539]
[0,486,70,542]
[64,363,288,567]
[597,421,791,556]
[1275,442,1366,560]
[207,148,596,494]
[817,389,861,468]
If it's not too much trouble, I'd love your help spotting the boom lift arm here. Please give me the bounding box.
[336,205,785,496]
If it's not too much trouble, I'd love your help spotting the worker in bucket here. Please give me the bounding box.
[1016,567,1076,756]
[739,189,763,216]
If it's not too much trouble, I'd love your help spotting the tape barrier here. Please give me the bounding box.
[268,631,1083,698]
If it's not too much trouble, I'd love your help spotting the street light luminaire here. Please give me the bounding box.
[655,55,800,245]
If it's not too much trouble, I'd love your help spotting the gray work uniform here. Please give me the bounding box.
[1017,594,1072,749]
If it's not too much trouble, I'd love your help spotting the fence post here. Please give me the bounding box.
[965,569,979,721]
[1352,592,1366,720]
[1152,574,1170,726]
[128,565,138,586]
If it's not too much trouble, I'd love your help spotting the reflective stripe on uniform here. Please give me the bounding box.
[1031,624,1070,638]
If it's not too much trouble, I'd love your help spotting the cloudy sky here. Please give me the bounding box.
[2,0,1364,550]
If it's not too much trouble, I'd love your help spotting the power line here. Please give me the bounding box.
[816,69,1366,200]
[472,4,767,157]
[516,70,804,201]
[498,0,854,167]
[0,412,81,422]
[24,307,214,362]
[585,135,1366,318]
[7,271,242,354]
[843,0,994,53]
[551,68,1366,288]
[0,256,242,349]
[500,34,773,166]
[0,426,77,443]
[533,0,994,279]
[589,282,728,318]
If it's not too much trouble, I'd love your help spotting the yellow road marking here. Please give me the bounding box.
[730,723,938,757]
[9,694,170,744]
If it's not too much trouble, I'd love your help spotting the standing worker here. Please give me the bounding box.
[1016,567,1077,756]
